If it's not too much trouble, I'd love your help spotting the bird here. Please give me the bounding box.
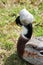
[15,9,43,65]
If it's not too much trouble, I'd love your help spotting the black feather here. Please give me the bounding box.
[24,23,33,39]
[15,16,22,26]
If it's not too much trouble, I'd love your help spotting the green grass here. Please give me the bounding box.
[0,1,43,65]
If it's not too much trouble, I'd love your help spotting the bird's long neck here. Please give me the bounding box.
[17,23,33,57]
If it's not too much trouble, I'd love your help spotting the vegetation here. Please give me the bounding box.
[0,0,43,65]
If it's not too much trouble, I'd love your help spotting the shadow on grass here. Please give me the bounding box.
[4,52,33,65]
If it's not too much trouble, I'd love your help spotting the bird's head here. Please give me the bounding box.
[15,9,35,26]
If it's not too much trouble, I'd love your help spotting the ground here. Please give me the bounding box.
[0,0,43,65]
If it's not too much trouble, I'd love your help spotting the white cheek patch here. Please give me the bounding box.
[21,26,28,39]
[21,26,28,35]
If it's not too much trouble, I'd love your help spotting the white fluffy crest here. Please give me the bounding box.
[19,9,34,25]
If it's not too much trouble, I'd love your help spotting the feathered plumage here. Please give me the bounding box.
[15,9,43,65]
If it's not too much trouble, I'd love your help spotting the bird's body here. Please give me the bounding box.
[15,9,43,65]
[23,37,43,65]
[17,35,43,65]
